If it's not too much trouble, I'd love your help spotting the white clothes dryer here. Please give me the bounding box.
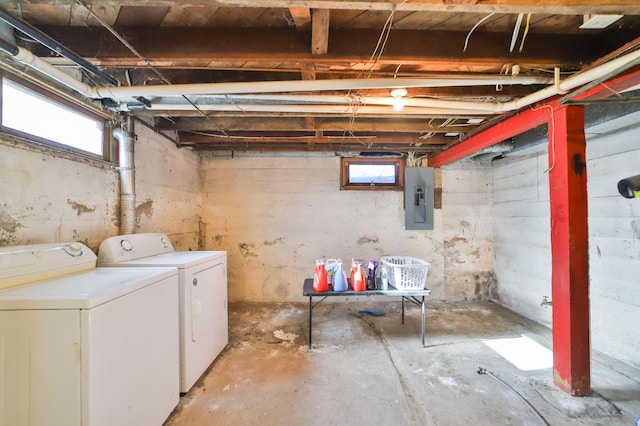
[97,233,228,393]
[0,242,180,426]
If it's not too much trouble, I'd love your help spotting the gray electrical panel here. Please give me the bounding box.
[405,167,434,230]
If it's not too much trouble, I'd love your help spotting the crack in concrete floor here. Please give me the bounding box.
[164,301,640,426]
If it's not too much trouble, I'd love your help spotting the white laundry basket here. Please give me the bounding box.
[379,256,430,290]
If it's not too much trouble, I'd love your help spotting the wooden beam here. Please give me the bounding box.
[548,105,590,396]
[23,0,640,15]
[288,7,311,30]
[37,26,602,71]
[154,116,477,133]
[311,9,330,55]
[188,143,440,153]
[176,132,448,145]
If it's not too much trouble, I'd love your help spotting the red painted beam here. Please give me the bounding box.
[427,65,640,168]
[548,105,591,396]
[427,107,549,167]
[571,64,640,101]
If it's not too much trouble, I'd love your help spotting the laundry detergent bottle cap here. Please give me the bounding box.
[332,259,348,292]
[313,259,329,292]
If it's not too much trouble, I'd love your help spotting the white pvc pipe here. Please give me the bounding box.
[93,75,553,101]
[137,103,491,115]
[7,44,640,117]
[176,94,502,112]
[14,46,94,97]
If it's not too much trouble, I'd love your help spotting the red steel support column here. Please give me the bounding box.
[548,105,590,396]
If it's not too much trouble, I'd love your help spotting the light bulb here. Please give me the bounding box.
[392,97,404,111]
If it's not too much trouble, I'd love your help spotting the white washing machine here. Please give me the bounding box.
[0,242,180,426]
[97,233,228,393]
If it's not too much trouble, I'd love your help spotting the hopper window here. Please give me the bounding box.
[341,158,405,190]
[1,78,106,158]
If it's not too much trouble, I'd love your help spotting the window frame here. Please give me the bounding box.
[0,74,110,161]
[340,157,405,191]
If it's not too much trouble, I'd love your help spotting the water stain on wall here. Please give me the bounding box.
[135,199,154,223]
[0,209,23,233]
[475,272,497,301]
[67,199,96,216]
[264,237,285,246]
[357,235,379,245]
[0,209,24,246]
[443,236,468,249]
[213,234,225,244]
[238,242,257,257]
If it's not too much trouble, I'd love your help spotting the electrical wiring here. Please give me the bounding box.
[463,12,496,52]
[519,13,532,53]
[510,13,524,53]
[75,0,231,137]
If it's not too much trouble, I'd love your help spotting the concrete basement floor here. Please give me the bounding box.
[164,300,640,426]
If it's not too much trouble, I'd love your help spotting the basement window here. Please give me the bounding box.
[341,157,405,190]
[1,78,106,158]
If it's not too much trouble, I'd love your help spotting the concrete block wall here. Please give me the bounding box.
[492,112,640,370]
[200,154,493,303]
[131,123,202,251]
[0,121,201,252]
[0,137,118,250]
[442,160,494,300]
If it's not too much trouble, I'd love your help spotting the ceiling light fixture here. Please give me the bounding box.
[390,88,407,111]
[390,88,408,98]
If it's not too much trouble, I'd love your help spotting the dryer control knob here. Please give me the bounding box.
[120,239,133,251]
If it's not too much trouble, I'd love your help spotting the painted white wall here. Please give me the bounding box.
[492,111,640,370]
[442,159,494,300]
[0,122,201,252]
[131,123,202,251]
[200,154,493,303]
[0,138,118,249]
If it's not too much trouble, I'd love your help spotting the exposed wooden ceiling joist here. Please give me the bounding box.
[154,116,477,133]
[36,26,607,73]
[3,0,639,155]
[17,0,640,15]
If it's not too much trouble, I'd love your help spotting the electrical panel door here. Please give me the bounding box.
[405,167,434,230]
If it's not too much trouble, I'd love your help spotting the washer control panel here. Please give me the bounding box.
[97,233,174,264]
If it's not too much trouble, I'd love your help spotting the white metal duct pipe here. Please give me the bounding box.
[112,126,136,235]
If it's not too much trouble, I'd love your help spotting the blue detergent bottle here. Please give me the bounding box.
[332,259,349,292]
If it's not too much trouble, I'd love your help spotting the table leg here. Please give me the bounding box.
[421,295,425,347]
[308,295,313,348]
[401,296,405,324]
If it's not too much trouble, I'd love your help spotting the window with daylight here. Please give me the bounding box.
[1,78,106,158]
[341,157,405,190]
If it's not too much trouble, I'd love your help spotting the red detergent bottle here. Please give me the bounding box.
[313,259,329,292]
[351,260,366,292]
